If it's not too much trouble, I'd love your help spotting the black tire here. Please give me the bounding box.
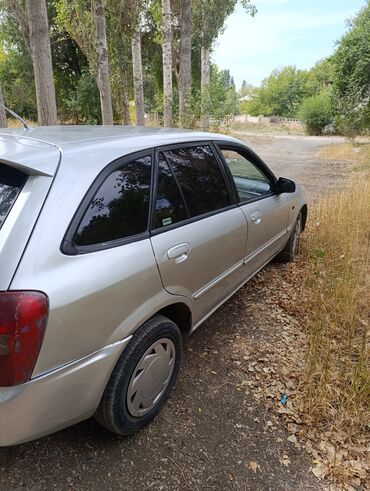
[276,211,302,263]
[95,315,182,435]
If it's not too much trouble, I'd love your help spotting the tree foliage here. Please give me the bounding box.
[298,92,332,135]
[1,0,367,134]
[209,65,238,119]
[242,61,333,118]
[332,1,370,133]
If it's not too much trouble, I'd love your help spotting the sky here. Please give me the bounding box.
[213,0,366,89]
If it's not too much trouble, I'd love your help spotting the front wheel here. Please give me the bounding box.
[95,315,182,435]
[276,212,302,263]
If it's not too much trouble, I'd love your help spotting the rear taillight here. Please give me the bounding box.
[0,291,48,387]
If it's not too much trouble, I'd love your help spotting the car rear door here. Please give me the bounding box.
[216,143,292,277]
[150,142,247,325]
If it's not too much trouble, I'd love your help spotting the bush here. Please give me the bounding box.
[298,92,332,135]
[65,69,101,124]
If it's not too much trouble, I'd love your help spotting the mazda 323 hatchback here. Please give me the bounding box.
[0,126,307,445]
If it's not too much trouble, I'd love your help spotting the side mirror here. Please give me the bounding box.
[276,177,296,194]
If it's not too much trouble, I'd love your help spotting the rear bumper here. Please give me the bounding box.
[0,337,131,446]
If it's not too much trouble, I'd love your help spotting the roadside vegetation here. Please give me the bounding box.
[241,2,370,137]
[1,1,369,138]
[0,0,254,129]
[304,145,368,451]
[229,120,305,136]
[280,144,369,487]
[237,142,370,488]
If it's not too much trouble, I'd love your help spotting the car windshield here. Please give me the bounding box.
[0,164,27,229]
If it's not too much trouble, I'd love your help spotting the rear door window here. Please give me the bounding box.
[154,153,188,228]
[0,164,27,229]
[74,155,152,247]
[163,145,230,218]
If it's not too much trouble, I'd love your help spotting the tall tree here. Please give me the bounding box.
[194,0,256,130]
[105,0,132,125]
[131,25,145,125]
[200,44,210,130]
[178,0,192,127]
[55,0,114,124]
[0,85,7,127]
[161,0,172,127]
[25,0,57,125]
[92,0,113,124]
[332,2,370,132]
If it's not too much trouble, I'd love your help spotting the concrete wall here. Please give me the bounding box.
[233,114,302,125]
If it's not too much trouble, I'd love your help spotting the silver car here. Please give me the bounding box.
[0,126,306,445]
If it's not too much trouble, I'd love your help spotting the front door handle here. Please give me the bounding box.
[251,212,262,225]
[167,243,190,263]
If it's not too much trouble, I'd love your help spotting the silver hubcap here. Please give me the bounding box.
[126,338,176,417]
[292,216,301,256]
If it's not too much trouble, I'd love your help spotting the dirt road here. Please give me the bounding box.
[1,134,348,491]
[233,131,348,198]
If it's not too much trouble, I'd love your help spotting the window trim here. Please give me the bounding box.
[158,150,191,220]
[150,141,237,236]
[61,149,155,256]
[214,141,278,205]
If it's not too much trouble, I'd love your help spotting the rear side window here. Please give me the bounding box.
[74,155,152,247]
[154,153,188,228]
[163,145,230,218]
[0,164,27,229]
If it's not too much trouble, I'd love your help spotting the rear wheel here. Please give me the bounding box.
[276,212,302,263]
[96,315,182,435]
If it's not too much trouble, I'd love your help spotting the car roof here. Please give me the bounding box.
[0,125,238,147]
[0,126,240,176]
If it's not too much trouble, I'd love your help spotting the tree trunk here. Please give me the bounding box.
[92,0,113,125]
[121,91,131,126]
[179,0,192,128]
[131,26,145,126]
[26,0,57,126]
[122,65,131,125]
[201,45,210,131]
[161,0,173,127]
[0,86,8,128]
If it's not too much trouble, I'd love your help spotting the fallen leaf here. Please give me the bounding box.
[248,461,260,473]
[288,434,298,444]
[280,455,291,467]
[311,462,328,480]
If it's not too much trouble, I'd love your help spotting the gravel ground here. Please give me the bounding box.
[233,131,348,199]
[0,133,348,491]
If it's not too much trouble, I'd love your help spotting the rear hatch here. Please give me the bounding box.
[0,134,60,289]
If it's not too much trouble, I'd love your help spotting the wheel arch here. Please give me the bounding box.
[301,204,308,231]
[156,302,192,336]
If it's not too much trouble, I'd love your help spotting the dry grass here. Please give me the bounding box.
[233,142,370,487]
[5,118,35,129]
[302,182,370,426]
[298,144,370,484]
[319,141,370,172]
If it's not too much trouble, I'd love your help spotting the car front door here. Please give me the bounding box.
[150,143,247,326]
[216,144,292,277]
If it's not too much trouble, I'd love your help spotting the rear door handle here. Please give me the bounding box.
[251,212,262,225]
[167,243,190,263]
